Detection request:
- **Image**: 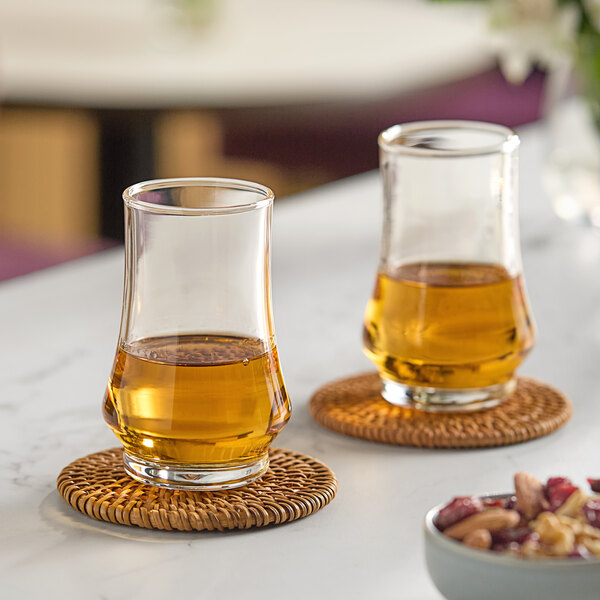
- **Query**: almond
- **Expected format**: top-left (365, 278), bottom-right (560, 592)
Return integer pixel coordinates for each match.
top-left (514, 471), bottom-right (547, 519)
top-left (463, 528), bottom-right (492, 550)
top-left (444, 509), bottom-right (521, 540)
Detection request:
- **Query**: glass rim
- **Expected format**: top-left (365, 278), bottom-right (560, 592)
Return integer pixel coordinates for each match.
top-left (378, 120), bottom-right (519, 158)
top-left (123, 177), bottom-right (275, 215)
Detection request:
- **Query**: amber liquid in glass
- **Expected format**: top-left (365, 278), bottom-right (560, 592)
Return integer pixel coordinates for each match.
top-left (363, 263), bottom-right (535, 389)
top-left (103, 334), bottom-right (291, 465)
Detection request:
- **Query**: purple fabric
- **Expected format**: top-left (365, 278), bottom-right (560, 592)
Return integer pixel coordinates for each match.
top-left (222, 66), bottom-right (546, 179)
top-left (378, 67), bottom-right (545, 127)
top-left (0, 236), bottom-right (119, 282)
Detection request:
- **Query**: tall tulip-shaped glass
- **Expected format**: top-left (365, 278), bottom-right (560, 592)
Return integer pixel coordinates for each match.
top-left (363, 122), bottom-right (536, 412)
top-left (103, 178), bottom-right (291, 490)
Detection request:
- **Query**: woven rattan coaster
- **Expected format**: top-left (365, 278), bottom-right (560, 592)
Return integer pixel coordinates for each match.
top-left (309, 373), bottom-right (572, 449)
top-left (57, 447), bottom-right (337, 532)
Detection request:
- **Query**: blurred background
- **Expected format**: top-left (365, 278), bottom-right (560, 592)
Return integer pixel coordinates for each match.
top-left (0, 0), bottom-right (548, 281)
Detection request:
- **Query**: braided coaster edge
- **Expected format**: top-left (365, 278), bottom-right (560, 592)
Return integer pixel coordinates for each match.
top-left (57, 447), bottom-right (337, 532)
top-left (309, 373), bottom-right (572, 449)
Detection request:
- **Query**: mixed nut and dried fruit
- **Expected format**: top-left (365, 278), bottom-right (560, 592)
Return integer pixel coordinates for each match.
top-left (436, 473), bottom-right (600, 559)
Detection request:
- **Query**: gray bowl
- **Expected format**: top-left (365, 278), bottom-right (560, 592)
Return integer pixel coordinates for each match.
top-left (424, 496), bottom-right (600, 600)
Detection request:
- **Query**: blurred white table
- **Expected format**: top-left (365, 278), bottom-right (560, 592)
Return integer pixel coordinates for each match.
top-left (2, 122), bottom-right (600, 599)
top-left (0, 0), bottom-right (491, 107)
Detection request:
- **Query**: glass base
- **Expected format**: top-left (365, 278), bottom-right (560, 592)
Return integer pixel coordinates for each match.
top-left (123, 451), bottom-right (269, 491)
top-left (381, 378), bottom-right (516, 413)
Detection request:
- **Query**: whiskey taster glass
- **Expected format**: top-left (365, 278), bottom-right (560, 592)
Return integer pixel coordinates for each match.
top-left (103, 178), bottom-right (291, 490)
top-left (363, 122), bottom-right (536, 412)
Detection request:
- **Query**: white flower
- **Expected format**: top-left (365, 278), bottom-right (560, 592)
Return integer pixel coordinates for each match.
top-left (488, 0), bottom-right (581, 84)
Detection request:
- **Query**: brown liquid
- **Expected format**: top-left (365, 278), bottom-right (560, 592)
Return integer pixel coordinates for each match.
top-left (103, 334), bottom-right (291, 465)
top-left (363, 263), bottom-right (535, 389)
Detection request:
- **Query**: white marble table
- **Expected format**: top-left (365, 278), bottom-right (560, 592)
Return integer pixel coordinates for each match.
top-left (2, 123), bottom-right (600, 599)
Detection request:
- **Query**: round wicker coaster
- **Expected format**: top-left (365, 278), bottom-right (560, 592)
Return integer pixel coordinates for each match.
top-left (309, 373), bottom-right (572, 449)
top-left (57, 447), bottom-right (337, 532)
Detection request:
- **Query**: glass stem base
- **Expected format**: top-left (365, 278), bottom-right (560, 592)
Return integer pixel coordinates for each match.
top-left (381, 378), bottom-right (516, 413)
top-left (123, 451), bottom-right (269, 491)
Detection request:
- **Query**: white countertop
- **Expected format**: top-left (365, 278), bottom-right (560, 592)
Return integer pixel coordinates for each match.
top-left (2, 121), bottom-right (600, 599)
top-left (0, 0), bottom-right (492, 107)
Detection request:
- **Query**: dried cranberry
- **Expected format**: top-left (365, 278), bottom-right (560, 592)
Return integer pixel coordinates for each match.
top-left (482, 498), bottom-right (505, 509)
top-left (545, 476), bottom-right (572, 496)
top-left (436, 496), bottom-right (483, 531)
top-left (587, 478), bottom-right (600, 493)
top-left (547, 483), bottom-right (579, 511)
top-left (492, 527), bottom-right (533, 545)
top-left (490, 541), bottom-right (520, 554)
top-left (583, 499), bottom-right (600, 529)
top-left (503, 495), bottom-right (517, 510)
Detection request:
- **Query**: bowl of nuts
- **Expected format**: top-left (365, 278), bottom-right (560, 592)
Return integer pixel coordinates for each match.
top-left (424, 473), bottom-right (600, 600)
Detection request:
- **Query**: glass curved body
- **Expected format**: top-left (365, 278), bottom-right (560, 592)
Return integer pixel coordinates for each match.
top-left (363, 122), bottom-right (536, 412)
top-left (103, 178), bottom-right (291, 489)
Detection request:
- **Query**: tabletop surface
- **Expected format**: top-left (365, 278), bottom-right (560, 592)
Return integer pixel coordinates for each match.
top-left (0, 0), bottom-right (491, 107)
top-left (2, 122), bottom-right (600, 599)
